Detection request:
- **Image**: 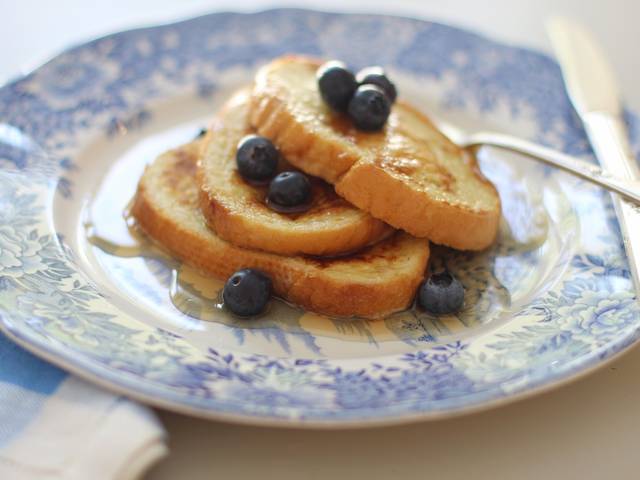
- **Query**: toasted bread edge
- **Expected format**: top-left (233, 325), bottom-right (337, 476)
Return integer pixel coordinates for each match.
top-left (251, 59), bottom-right (358, 184)
top-left (131, 145), bottom-right (430, 318)
top-left (249, 55), bottom-right (501, 250)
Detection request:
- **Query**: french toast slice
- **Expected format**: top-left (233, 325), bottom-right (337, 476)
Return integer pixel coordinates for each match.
top-left (131, 141), bottom-right (430, 319)
top-left (250, 56), bottom-right (501, 251)
top-left (198, 89), bottom-right (392, 256)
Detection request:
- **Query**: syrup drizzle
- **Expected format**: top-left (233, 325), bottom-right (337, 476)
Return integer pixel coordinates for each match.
top-left (84, 198), bottom-right (545, 344)
top-left (85, 210), bottom-right (421, 342)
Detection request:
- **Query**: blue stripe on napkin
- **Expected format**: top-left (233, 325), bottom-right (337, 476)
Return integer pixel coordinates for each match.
top-left (0, 333), bottom-right (67, 446)
top-left (0, 333), bottom-right (66, 394)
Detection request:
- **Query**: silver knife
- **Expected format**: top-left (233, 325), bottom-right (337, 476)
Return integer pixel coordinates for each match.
top-left (547, 17), bottom-right (640, 291)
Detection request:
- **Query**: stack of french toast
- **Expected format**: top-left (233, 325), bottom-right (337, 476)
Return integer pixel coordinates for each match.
top-left (131, 55), bottom-right (501, 319)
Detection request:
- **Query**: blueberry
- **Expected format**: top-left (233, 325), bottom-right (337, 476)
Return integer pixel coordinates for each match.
top-left (223, 269), bottom-right (273, 317)
top-left (356, 66), bottom-right (397, 103)
top-left (317, 61), bottom-right (357, 112)
top-left (417, 272), bottom-right (464, 315)
top-left (267, 171), bottom-right (311, 208)
top-left (347, 85), bottom-right (391, 131)
top-left (236, 135), bottom-right (279, 182)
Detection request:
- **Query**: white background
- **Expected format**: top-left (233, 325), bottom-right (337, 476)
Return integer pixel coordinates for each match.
top-left (3, 1), bottom-right (640, 479)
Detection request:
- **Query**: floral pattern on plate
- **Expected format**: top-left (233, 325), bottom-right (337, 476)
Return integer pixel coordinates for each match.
top-left (0, 9), bottom-right (639, 426)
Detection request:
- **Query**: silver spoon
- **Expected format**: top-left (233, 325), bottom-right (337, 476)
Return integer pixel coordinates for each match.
top-left (436, 120), bottom-right (640, 205)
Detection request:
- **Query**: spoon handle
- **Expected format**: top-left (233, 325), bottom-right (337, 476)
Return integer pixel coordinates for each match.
top-left (466, 132), bottom-right (640, 205)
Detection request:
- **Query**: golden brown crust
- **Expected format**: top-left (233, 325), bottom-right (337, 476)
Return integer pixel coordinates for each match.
top-left (250, 86), bottom-right (358, 183)
top-left (131, 142), bottom-right (430, 318)
top-left (335, 154), bottom-right (501, 250)
top-left (198, 187), bottom-right (393, 257)
top-left (198, 89), bottom-right (392, 256)
top-left (250, 55), bottom-right (501, 250)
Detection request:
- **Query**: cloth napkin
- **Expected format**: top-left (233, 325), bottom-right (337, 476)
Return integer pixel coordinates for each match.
top-left (0, 332), bottom-right (168, 480)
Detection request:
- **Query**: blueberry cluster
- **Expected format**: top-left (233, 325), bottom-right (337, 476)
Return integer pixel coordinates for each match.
top-left (228, 132), bottom-right (316, 317)
top-left (235, 134), bottom-right (312, 211)
top-left (317, 61), bottom-right (397, 131)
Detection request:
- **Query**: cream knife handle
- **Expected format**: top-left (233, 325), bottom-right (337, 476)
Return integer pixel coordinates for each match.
top-left (583, 112), bottom-right (640, 288)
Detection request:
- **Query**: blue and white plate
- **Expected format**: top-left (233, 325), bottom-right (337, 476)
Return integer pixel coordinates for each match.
top-left (1, 9), bottom-right (639, 427)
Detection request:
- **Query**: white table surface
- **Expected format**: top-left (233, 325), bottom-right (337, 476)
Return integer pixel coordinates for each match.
top-left (3, 1), bottom-right (640, 479)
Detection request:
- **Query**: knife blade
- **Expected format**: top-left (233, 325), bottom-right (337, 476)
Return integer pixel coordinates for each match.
top-left (547, 17), bottom-right (640, 291)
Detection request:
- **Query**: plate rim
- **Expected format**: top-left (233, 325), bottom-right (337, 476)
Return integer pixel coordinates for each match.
top-left (4, 315), bottom-right (638, 429)
top-left (1, 7), bottom-right (639, 428)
